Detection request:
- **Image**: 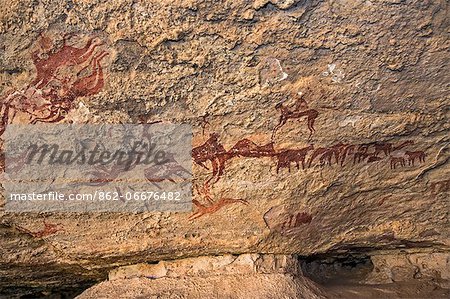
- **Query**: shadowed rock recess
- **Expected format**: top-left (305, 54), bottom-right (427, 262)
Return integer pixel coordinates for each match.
top-left (0, 0), bottom-right (449, 298)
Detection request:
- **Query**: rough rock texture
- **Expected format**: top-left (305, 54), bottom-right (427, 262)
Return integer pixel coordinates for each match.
top-left (0, 0), bottom-right (449, 297)
top-left (78, 254), bottom-right (327, 299)
top-left (365, 252), bottom-right (450, 287)
top-left (78, 253), bottom-right (450, 299)
top-left (301, 251), bottom-right (450, 298)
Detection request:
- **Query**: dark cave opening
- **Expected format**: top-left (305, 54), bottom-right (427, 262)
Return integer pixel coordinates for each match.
top-left (299, 253), bottom-right (374, 285)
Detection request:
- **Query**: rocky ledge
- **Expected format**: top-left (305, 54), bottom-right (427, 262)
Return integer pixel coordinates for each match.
top-left (0, 0), bottom-right (449, 297)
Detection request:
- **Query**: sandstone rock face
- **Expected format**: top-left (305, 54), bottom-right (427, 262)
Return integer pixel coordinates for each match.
top-left (0, 0), bottom-right (449, 297)
top-left (78, 253), bottom-right (450, 299)
top-left (78, 254), bottom-right (327, 299)
top-left (365, 252), bottom-right (450, 287)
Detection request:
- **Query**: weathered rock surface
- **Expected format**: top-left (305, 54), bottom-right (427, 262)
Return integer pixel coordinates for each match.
top-left (365, 251), bottom-right (450, 287)
top-left (78, 254), bottom-right (327, 299)
top-left (78, 253), bottom-right (450, 299)
top-left (0, 0), bottom-right (449, 296)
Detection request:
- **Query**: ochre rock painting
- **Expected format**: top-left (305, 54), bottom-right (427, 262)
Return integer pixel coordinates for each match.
top-left (0, 32), bottom-right (110, 136)
top-left (13, 220), bottom-right (64, 239)
top-left (263, 205), bottom-right (313, 235)
top-left (192, 135), bottom-right (277, 185)
top-left (191, 95), bottom-right (429, 221)
top-left (276, 145), bottom-right (314, 173)
top-left (189, 183), bottom-right (248, 220)
top-left (192, 133), bottom-right (426, 182)
top-left (0, 32), bottom-right (109, 177)
top-left (272, 95), bottom-right (319, 140)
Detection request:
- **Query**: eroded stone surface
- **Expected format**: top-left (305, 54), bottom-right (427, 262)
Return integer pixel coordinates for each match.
top-left (365, 252), bottom-right (450, 287)
top-left (79, 254), bottom-right (327, 299)
top-left (79, 253), bottom-right (450, 299)
top-left (0, 0), bottom-right (449, 294)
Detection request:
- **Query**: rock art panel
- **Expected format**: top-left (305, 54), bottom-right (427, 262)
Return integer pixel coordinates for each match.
top-left (0, 32), bottom-right (110, 137)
